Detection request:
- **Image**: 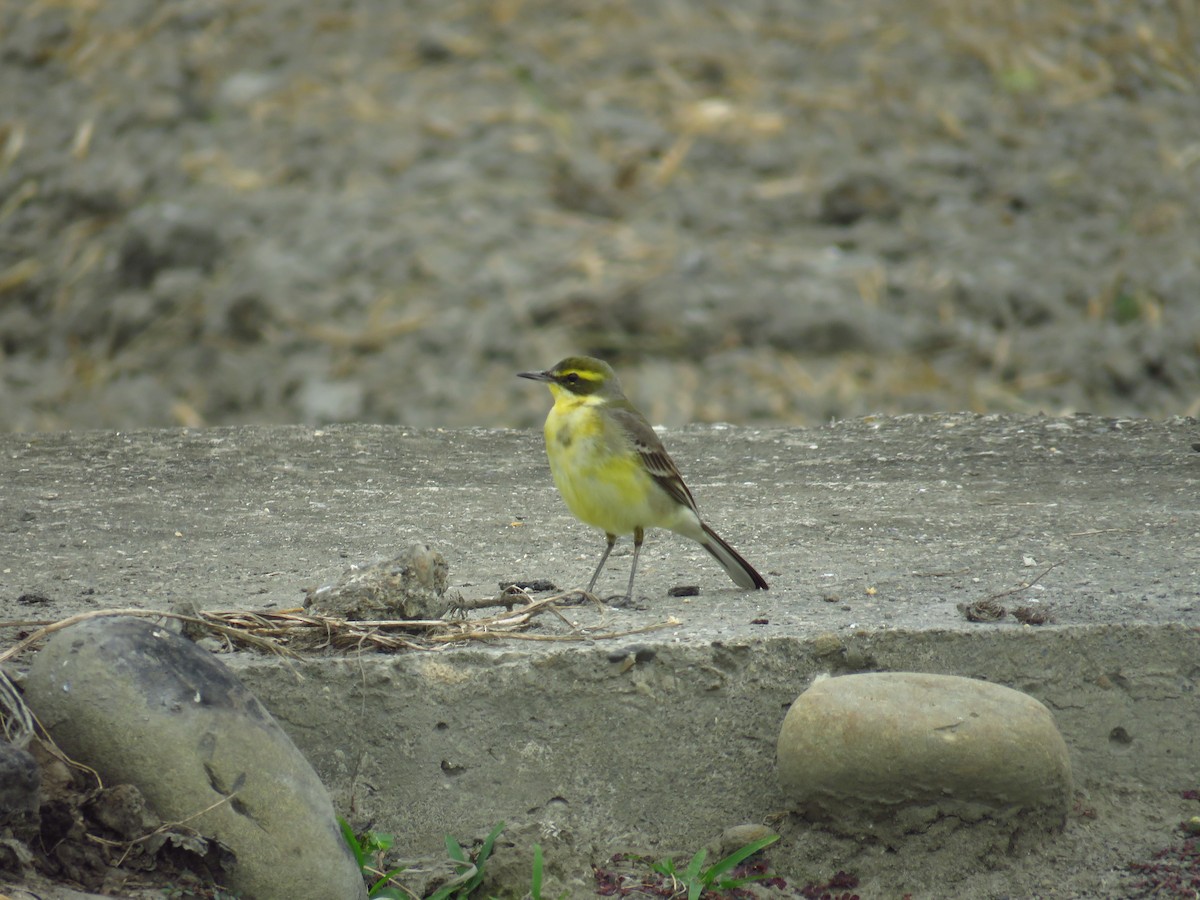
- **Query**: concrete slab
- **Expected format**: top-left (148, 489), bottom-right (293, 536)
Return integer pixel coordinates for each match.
top-left (2, 415), bottom-right (1198, 897)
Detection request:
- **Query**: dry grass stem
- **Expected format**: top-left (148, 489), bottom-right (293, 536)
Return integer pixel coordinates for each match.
top-left (0, 595), bottom-right (676, 661)
top-left (0, 668), bottom-right (34, 747)
top-left (979, 561), bottom-right (1060, 604)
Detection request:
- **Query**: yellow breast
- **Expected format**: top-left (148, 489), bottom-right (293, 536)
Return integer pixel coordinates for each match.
top-left (542, 393), bottom-right (673, 535)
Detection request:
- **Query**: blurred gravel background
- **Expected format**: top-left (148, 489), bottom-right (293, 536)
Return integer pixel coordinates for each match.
top-left (2, 0), bottom-right (1198, 432)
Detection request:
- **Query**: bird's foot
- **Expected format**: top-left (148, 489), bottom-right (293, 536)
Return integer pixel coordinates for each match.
top-left (605, 592), bottom-right (650, 610)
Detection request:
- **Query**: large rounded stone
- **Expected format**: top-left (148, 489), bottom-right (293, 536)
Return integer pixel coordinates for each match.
top-left (777, 672), bottom-right (1072, 834)
top-left (22, 617), bottom-right (366, 900)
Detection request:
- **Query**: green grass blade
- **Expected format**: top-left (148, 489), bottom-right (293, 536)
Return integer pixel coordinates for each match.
top-left (700, 834), bottom-right (779, 883)
top-left (368, 886), bottom-right (406, 900)
top-left (338, 816), bottom-right (367, 870)
top-left (531, 844), bottom-right (544, 900)
top-left (459, 821), bottom-right (505, 893)
top-left (684, 849), bottom-right (707, 900)
top-left (368, 866), bottom-right (407, 896)
top-left (445, 834), bottom-right (469, 865)
top-left (426, 834), bottom-right (476, 900)
top-left (649, 861), bottom-right (671, 877)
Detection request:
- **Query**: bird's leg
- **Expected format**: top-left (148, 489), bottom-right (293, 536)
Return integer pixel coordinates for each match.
top-left (587, 533), bottom-right (617, 593)
top-left (624, 526), bottom-right (645, 602)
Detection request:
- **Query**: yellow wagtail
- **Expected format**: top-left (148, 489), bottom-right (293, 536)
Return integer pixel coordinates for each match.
top-left (518, 356), bottom-right (769, 600)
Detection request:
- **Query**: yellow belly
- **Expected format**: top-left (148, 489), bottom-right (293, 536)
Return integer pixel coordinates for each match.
top-left (544, 402), bottom-right (676, 536)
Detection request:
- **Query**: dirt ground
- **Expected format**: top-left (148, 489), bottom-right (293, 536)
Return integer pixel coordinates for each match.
top-left (1, 0), bottom-right (1198, 435)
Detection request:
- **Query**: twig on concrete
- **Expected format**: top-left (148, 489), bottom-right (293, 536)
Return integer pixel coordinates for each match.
top-left (958, 562), bottom-right (1059, 624)
top-left (0, 608), bottom-right (291, 664)
top-left (979, 561), bottom-right (1059, 603)
top-left (1, 593), bottom-right (679, 661)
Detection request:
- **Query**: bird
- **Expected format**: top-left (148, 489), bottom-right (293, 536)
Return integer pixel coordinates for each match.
top-left (518, 355), bottom-right (769, 601)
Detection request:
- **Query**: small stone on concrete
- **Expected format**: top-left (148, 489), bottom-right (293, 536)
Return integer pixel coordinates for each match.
top-left (305, 542), bottom-right (450, 620)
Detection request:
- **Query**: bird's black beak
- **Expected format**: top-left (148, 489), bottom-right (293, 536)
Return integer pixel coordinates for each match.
top-left (517, 369), bottom-right (554, 383)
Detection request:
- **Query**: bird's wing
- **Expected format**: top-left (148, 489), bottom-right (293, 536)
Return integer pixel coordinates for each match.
top-left (608, 405), bottom-right (699, 513)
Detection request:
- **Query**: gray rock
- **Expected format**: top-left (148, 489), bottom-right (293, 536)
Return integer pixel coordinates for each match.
top-left (305, 543), bottom-right (450, 620)
top-left (777, 672), bottom-right (1072, 836)
top-left (22, 617), bottom-right (366, 900)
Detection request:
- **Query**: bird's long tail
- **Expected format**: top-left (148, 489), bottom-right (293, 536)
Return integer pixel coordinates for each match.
top-left (699, 522), bottom-right (769, 590)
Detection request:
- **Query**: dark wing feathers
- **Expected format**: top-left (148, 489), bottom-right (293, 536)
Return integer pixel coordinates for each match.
top-left (607, 405), bottom-right (698, 512)
top-left (606, 400), bottom-right (768, 590)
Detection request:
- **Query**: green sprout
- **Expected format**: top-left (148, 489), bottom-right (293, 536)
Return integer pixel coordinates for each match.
top-left (427, 821), bottom-right (506, 900)
top-left (338, 816), bottom-right (408, 899)
top-left (648, 833), bottom-right (780, 899)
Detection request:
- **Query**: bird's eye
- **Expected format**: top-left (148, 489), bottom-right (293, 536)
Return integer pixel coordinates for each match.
top-left (564, 372), bottom-right (580, 384)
